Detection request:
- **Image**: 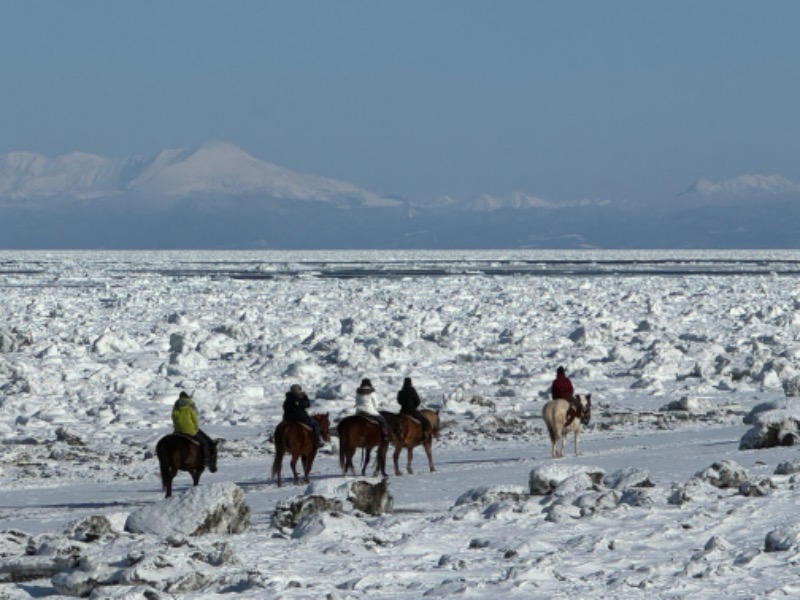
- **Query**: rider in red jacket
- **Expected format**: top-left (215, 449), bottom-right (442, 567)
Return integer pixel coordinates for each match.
top-left (550, 366), bottom-right (574, 400)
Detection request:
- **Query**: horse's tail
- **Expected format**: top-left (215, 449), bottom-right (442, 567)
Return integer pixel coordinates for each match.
top-left (271, 423), bottom-right (286, 480)
top-left (156, 437), bottom-right (171, 493)
top-left (542, 402), bottom-right (558, 444)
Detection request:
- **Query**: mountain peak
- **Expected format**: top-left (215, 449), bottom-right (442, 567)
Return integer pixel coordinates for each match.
top-left (0, 142), bottom-right (399, 206)
top-left (683, 174), bottom-right (800, 198)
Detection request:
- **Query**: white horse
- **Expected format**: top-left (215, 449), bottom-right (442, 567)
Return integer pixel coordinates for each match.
top-left (542, 394), bottom-right (592, 458)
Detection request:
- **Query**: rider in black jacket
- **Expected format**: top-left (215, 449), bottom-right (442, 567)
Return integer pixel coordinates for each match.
top-left (396, 377), bottom-right (430, 438)
top-left (283, 384), bottom-right (324, 448)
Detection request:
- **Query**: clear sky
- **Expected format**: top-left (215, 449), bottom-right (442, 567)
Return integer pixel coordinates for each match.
top-left (2, 1), bottom-right (799, 205)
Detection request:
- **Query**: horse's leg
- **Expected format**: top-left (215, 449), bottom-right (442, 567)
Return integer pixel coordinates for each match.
top-left (160, 452), bottom-right (176, 498)
top-left (273, 452), bottom-right (283, 487)
top-left (362, 448), bottom-right (372, 476)
top-left (393, 445), bottom-right (403, 476)
top-left (406, 447), bottom-right (414, 475)
top-left (424, 440), bottom-right (435, 472)
top-left (191, 468), bottom-right (202, 486)
top-left (370, 444), bottom-right (382, 477)
top-left (164, 467), bottom-right (174, 498)
top-left (303, 450), bottom-right (316, 483)
top-left (377, 441), bottom-right (389, 477)
top-left (290, 454), bottom-right (300, 484)
top-left (574, 428), bottom-right (580, 456)
top-left (304, 450), bottom-right (317, 484)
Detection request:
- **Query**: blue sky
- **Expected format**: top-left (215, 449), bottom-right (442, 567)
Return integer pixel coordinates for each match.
top-left (2, 1), bottom-right (799, 205)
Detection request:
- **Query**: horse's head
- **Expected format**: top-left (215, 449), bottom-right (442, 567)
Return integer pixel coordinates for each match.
top-left (208, 439), bottom-right (220, 473)
top-left (423, 408), bottom-right (441, 438)
top-left (314, 413), bottom-right (332, 442)
top-left (577, 394), bottom-right (592, 425)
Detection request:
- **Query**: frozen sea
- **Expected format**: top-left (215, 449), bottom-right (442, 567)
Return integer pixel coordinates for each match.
top-left (1, 249), bottom-right (800, 599)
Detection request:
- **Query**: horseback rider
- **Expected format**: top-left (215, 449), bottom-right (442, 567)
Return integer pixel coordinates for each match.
top-left (397, 377), bottom-right (430, 438)
top-left (172, 391), bottom-right (213, 467)
top-left (551, 366), bottom-right (575, 400)
top-left (283, 384), bottom-right (325, 448)
top-left (355, 378), bottom-right (389, 441)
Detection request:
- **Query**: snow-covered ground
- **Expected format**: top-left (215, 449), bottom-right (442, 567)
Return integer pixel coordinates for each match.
top-left (2, 250), bottom-right (800, 599)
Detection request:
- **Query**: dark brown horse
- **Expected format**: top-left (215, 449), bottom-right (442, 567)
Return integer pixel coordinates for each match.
top-left (271, 413), bottom-right (331, 487)
top-left (381, 409), bottom-right (440, 476)
top-left (156, 434), bottom-right (219, 498)
top-left (337, 414), bottom-right (389, 478)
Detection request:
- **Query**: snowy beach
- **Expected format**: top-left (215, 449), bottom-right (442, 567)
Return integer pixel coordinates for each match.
top-left (2, 250), bottom-right (800, 599)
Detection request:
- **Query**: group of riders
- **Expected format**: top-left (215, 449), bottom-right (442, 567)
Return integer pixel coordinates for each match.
top-left (170, 376), bottom-right (434, 466)
top-left (171, 368), bottom-right (574, 467)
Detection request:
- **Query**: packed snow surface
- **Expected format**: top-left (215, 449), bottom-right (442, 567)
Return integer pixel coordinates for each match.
top-left (2, 249), bottom-right (800, 599)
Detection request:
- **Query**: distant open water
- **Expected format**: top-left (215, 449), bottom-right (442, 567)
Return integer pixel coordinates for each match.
top-left (2, 249), bottom-right (800, 282)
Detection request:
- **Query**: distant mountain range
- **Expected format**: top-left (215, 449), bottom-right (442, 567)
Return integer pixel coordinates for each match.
top-left (1, 142), bottom-right (799, 249)
top-left (0, 141), bottom-right (396, 207)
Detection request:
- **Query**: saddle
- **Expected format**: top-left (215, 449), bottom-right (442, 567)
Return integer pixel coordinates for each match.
top-left (403, 414), bottom-right (423, 426)
top-left (173, 433), bottom-right (200, 445)
top-left (357, 413), bottom-right (383, 427)
top-left (292, 421), bottom-right (314, 432)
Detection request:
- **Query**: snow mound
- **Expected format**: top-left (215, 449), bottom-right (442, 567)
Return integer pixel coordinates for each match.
top-left (739, 407), bottom-right (800, 449)
top-left (529, 464), bottom-right (605, 495)
top-left (603, 467), bottom-right (655, 490)
top-left (125, 482), bottom-right (250, 536)
top-left (695, 460), bottom-right (748, 488)
top-left (291, 511), bottom-right (374, 541)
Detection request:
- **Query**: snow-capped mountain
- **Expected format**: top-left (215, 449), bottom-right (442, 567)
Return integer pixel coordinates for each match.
top-left (681, 174), bottom-right (800, 198)
top-left (2, 144), bottom-right (800, 249)
top-left (0, 141), bottom-right (398, 206)
top-left (464, 192), bottom-right (555, 211)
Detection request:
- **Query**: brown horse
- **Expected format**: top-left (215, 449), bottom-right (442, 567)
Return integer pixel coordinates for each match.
top-left (271, 413), bottom-right (331, 487)
top-left (381, 409), bottom-right (440, 476)
top-left (156, 434), bottom-right (219, 498)
top-left (337, 414), bottom-right (389, 477)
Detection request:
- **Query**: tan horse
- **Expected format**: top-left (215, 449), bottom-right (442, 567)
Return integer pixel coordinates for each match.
top-left (337, 414), bottom-right (389, 477)
top-left (156, 434), bottom-right (219, 498)
top-left (381, 409), bottom-right (440, 476)
top-left (542, 394), bottom-right (592, 458)
top-left (271, 414), bottom-right (330, 486)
